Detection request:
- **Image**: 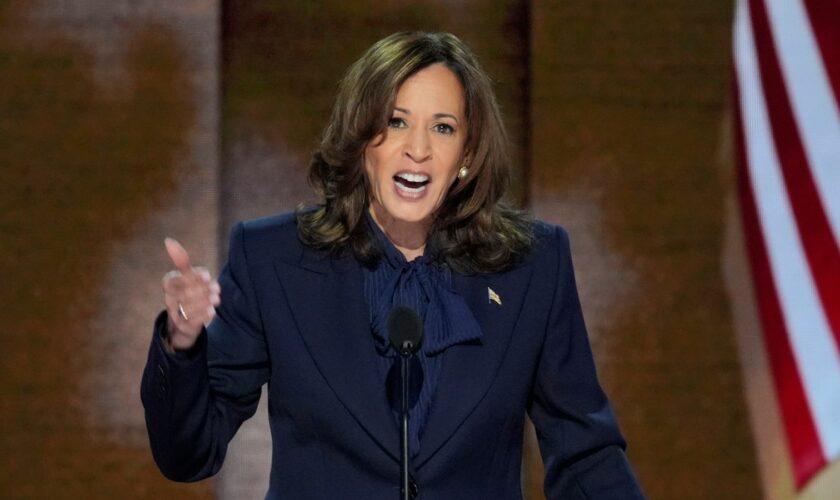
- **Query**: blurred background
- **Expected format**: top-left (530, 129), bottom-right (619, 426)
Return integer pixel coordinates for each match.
top-left (2, 0), bottom-right (838, 498)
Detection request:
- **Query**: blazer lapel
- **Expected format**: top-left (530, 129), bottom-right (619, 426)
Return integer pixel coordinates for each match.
top-left (415, 263), bottom-right (533, 468)
top-left (273, 253), bottom-right (400, 462)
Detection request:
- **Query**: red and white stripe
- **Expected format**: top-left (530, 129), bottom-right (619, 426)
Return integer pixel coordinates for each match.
top-left (733, 0), bottom-right (840, 488)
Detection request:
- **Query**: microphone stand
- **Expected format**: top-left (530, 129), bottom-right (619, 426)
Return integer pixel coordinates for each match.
top-left (399, 341), bottom-right (412, 500)
top-left (388, 306), bottom-right (422, 500)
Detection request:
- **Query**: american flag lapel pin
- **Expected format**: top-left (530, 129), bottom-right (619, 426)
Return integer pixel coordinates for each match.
top-left (488, 287), bottom-right (502, 306)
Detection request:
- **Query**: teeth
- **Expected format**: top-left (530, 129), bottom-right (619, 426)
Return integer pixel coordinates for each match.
top-left (396, 172), bottom-right (429, 183)
top-left (396, 183), bottom-right (427, 193)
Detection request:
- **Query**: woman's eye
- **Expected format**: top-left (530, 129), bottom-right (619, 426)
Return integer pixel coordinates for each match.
top-left (434, 123), bottom-right (455, 135)
top-left (388, 117), bottom-right (406, 129)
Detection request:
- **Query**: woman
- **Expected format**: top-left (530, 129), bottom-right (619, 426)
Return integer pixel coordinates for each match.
top-left (142, 31), bottom-right (644, 499)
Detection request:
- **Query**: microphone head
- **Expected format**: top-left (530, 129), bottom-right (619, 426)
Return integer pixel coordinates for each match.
top-left (387, 305), bottom-right (423, 357)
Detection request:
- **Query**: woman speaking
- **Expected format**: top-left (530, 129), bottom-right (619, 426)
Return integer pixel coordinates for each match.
top-left (141, 31), bottom-right (644, 499)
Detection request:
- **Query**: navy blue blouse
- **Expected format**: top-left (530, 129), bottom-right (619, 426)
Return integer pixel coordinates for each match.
top-left (362, 214), bottom-right (483, 457)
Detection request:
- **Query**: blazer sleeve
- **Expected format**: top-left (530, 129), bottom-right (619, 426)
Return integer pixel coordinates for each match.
top-left (527, 226), bottom-right (645, 499)
top-left (141, 221), bottom-right (270, 482)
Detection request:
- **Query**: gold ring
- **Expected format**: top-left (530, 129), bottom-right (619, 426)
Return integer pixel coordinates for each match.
top-left (178, 303), bottom-right (189, 321)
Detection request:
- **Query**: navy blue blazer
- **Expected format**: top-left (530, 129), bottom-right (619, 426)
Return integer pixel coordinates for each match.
top-left (141, 213), bottom-right (644, 499)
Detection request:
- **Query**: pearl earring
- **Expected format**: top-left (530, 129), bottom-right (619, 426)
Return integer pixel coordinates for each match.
top-left (458, 165), bottom-right (469, 180)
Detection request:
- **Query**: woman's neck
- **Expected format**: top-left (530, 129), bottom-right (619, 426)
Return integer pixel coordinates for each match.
top-left (368, 203), bottom-right (429, 262)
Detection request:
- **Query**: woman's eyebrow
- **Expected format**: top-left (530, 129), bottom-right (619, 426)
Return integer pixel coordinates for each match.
top-left (393, 107), bottom-right (459, 123)
top-left (434, 113), bottom-right (459, 123)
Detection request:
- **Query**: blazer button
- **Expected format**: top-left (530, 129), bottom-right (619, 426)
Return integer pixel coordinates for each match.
top-left (408, 478), bottom-right (419, 499)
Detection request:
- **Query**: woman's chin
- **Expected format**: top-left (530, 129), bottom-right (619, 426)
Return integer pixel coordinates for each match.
top-left (379, 202), bottom-right (433, 226)
top-left (390, 210), bottom-right (431, 225)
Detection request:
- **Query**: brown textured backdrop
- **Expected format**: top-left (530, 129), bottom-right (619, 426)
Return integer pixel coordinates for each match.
top-left (0, 0), bottom-right (215, 497)
top-left (529, 2), bottom-right (759, 498)
top-left (0, 0), bottom-right (762, 498)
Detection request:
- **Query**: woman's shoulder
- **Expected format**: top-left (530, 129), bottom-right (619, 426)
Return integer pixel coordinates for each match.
top-left (239, 211), bottom-right (299, 235)
top-left (230, 211), bottom-right (305, 264)
top-left (521, 218), bottom-right (573, 267)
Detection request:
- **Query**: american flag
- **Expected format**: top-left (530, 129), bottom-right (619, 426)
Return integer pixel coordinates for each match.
top-left (733, 0), bottom-right (840, 489)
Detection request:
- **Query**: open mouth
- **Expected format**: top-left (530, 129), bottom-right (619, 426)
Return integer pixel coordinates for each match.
top-left (393, 172), bottom-right (430, 193)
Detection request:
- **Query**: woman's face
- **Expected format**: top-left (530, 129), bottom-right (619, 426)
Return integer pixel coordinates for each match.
top-left (364, 63), bottom-right (467, 227)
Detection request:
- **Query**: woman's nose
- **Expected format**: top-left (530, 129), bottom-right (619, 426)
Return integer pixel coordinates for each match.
top-left (404, 128), bottom-right (431, 163)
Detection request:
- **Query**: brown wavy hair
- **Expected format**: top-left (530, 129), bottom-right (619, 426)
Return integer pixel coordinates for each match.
top-left (297, 31), bottom-right (533, 274)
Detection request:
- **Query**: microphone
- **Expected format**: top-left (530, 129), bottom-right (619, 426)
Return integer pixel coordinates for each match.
top-left (387, 306), bottom-right (423, 500)
top-left (388, 305), bottom-right (424, 357)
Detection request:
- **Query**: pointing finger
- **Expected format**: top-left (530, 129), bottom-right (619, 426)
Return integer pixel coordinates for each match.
top-left (164, 238), bottom-right (193, 275)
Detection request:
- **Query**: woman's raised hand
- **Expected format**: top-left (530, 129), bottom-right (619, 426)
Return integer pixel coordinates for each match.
top-left (161, 238), bottom-right (221, 351)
